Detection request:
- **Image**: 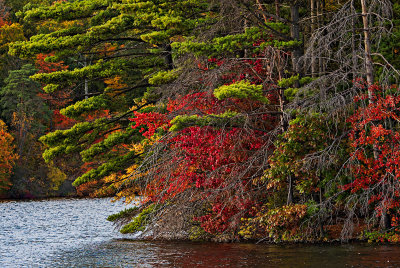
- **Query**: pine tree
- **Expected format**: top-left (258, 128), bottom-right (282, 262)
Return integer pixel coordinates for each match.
top-left (9, 0), bottom-right (213, 191)
top-left (0, 64), bottom-right (51, 132)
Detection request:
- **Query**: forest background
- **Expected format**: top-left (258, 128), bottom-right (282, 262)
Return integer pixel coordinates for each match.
top-left (1, 0), bottom-right (400, 243)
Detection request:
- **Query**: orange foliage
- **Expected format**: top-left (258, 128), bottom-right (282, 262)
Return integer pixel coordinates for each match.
top-left (0, 17), bottom-right (9, 28)
top-left (35, 53), bottom-right (71, 107)
top-left (0, 120), bottom-right (18, 193)
top-left (104, 76), bottom-right (127, 89)
top-left (35, 53), bottom-right (74, 129)
top-left (35, 53), bottom-right (68, 74)
top-left (76, 180), bottom-right (99, 197)
top-left (52, 109), bottom-right (76, 129)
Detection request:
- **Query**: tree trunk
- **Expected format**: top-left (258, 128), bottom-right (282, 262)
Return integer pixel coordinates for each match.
top-left (319, 186), bottom-right (325, 237)
top-left (351, 3), bottom-right (358, 79)
top-left (361, 0), bottom-right (374, 93)
top-left (278, 83), bottom-right (287, 133)
top-left (164, 44), bottom-right (174, 70)
top-left (290, 4), bottom-right (301, 77)
top-left (361, 0), bottom-right (378, 160)
top-left (287, 174), bottom-right (294, 205)
top-left (84, 79), bottom-right (88, 100)
top-left (275, 0), bottom-right (280, 20)
top-left (382, 208), bottom-right (392, 230)
top-left (311, 0), bottom-right (317, 77)
top-left (256, 0), bottom-right (268, 24)
top-left (285, 4), bottom-right (303, 202)
top-left (83, 56), bottom-right (89, 99)
top-left (361, 0), bottom-right (390, 229)
top-left (318, 0), bottom-right (325, 76)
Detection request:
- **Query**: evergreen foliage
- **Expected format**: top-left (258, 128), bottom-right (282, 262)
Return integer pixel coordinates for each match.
top-left (0, 64), bottom-right (51, 131)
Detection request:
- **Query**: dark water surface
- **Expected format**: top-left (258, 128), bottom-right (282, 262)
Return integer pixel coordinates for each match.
top-left (2, 198), bottom-right (400, 267)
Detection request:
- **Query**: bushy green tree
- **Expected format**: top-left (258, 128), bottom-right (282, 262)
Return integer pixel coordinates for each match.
top-left (0, 64), bottom-right (51, 131)
top-left (9, 0), bottom-right (213, 192)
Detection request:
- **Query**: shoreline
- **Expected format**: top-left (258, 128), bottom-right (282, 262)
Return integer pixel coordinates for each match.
top-left (111, 236), bottom-right (398, 245)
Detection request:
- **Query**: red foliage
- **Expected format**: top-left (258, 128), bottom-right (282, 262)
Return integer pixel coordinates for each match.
top-left (52, 109), bottom-right (76, 129)
top-left (35, 53), bottom-right (70, 108)
top-left (167, 92), bottom-right (223, 115)
top-left (130, 111), bottom-right (169, 139)
top-left (346, 84), bottom-right (400, 216)
top-left (35, 53), bottom-right (68, 74)
top-left (0, 18), bottom-right (9, 28)
top-left (35, 53), bottom-right (74, 129)
top-left (132, 97), bottom-right (274, 234)
top-left (130, 54), bottom-right (281, 234)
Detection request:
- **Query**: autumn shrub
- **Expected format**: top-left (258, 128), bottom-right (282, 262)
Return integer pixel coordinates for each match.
top-left (345, 84), bottom-right (400, 227)
top-left (0, 120), bottom-right (18, 195)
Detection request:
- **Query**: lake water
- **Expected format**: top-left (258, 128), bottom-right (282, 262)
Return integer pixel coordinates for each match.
top-left (1, 198), bottom-right (400, 267)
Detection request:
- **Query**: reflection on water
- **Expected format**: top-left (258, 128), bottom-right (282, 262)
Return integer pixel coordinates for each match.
top-left (50, 240), bottom-right (400, 267)
top-left (1, 198), bottom-right (400, 267)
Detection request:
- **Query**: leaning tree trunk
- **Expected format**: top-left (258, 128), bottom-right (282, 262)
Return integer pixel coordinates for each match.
top-left (361, 0), bottom-right (391, 230)
top-left (287, 175), bottom-right (294, 205)
top-left (256, 0), bottom-right (269, 23)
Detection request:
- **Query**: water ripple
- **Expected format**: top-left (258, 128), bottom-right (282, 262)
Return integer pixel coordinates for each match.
top-left (0, 198), bottom-right (128, 267)
top-left (2, 198), bottom-right (400, 267)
